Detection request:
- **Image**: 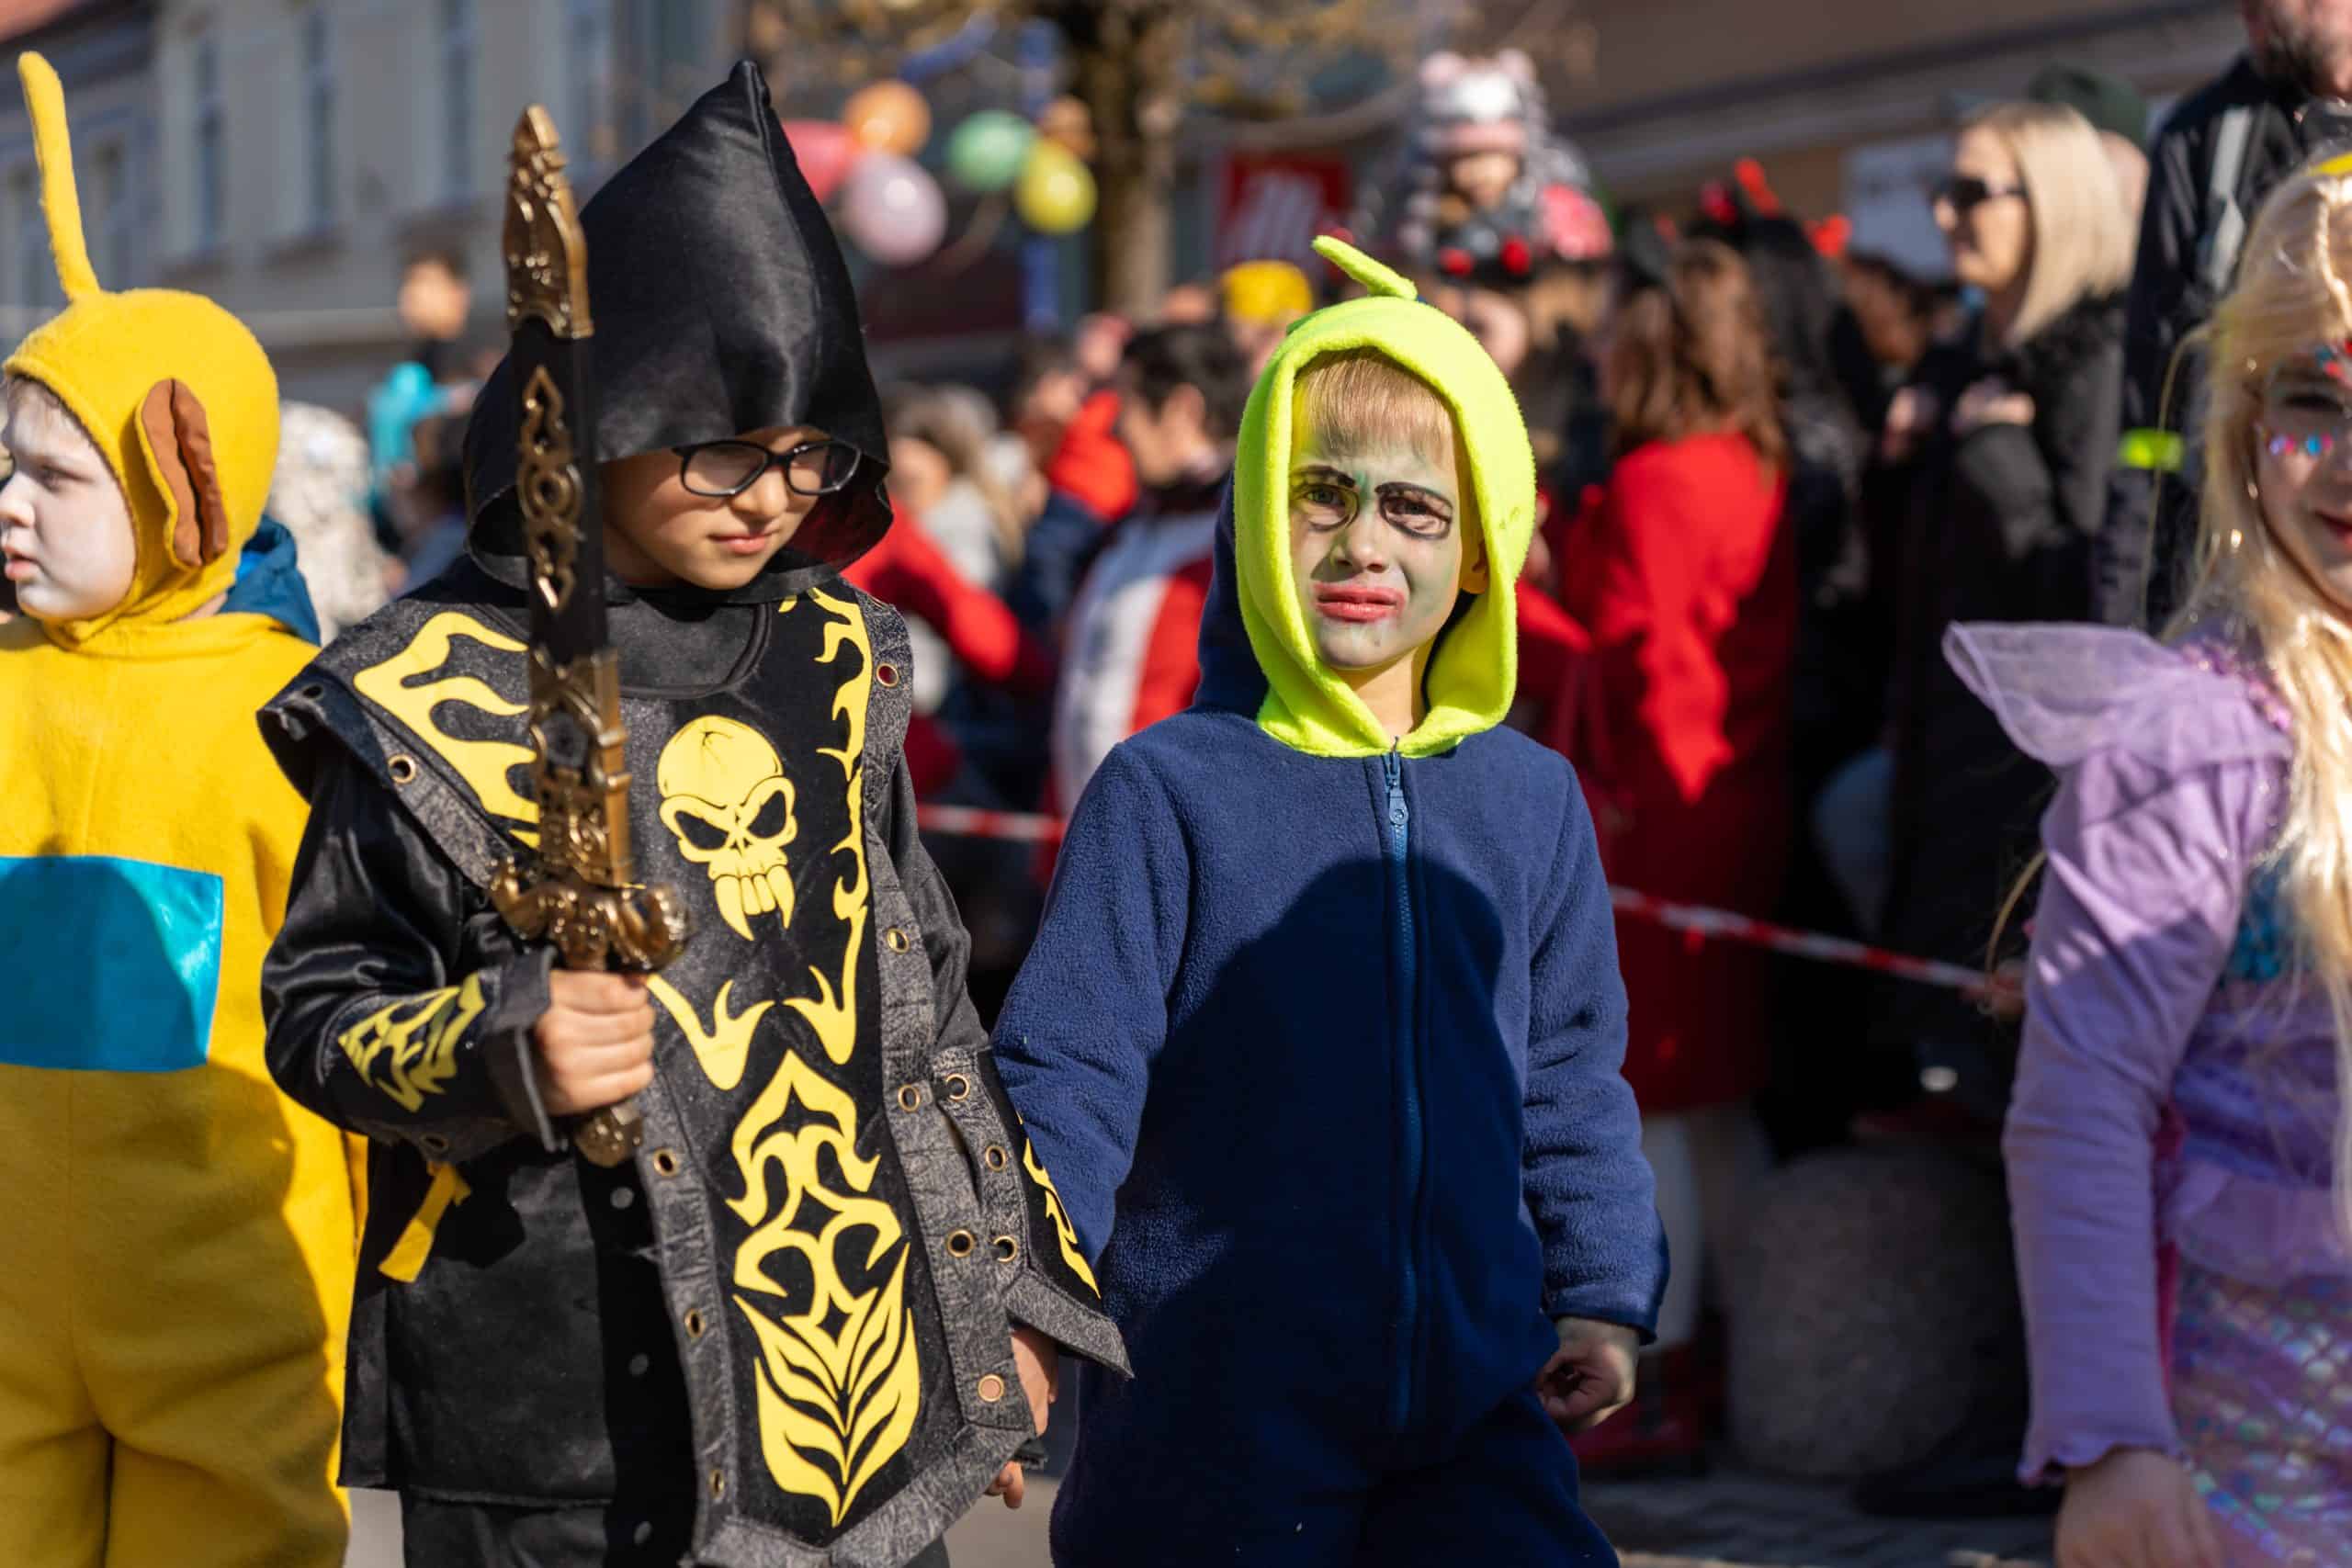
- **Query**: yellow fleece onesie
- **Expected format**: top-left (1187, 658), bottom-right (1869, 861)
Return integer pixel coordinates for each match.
top-left (0, 53), bottom-right (355, 1568)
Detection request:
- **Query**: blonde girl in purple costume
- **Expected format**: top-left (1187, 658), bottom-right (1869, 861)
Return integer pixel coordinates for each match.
top-left (1947, 155), bottom-right (2352, 1567)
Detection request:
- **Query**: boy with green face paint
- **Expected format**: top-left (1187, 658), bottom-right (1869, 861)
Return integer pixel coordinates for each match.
top-left (995, 240), bottom-right (1662, 1564)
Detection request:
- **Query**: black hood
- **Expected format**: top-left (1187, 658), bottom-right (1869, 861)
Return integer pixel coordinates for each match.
top-left (463, 61), bottom-right (891, 601)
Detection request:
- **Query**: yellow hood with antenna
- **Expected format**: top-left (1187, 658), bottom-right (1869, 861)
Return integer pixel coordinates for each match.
top-left (1227, 238), bottom-right (1537, 759)
top-left (5, 52), bottom-right (279, 647)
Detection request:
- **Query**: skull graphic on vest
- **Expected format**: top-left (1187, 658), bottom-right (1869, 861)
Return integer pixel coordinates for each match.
top-left (657, 716), bottom-right (798, 941)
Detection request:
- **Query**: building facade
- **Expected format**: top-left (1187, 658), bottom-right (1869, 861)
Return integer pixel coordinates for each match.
top-left (1551, 0), bottom-right (2245, 272)
top-left (0, 1), bottom-right (2275, 401)
top-left (0, 1), bottom-right (156, 345)
top-left (0, 0), bottom-right (734, 409)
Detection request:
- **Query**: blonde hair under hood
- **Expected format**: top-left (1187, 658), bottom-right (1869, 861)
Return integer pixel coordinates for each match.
top-left (2188, 153), bottom-right (2352, 1242)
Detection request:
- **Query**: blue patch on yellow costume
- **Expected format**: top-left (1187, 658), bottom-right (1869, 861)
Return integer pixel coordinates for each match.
top-left (0, 854), bottom-right (221, 1071)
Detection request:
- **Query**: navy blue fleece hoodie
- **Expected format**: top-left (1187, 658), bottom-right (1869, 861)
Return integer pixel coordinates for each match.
top-left (993, 241), bottom-right (1663, 1562)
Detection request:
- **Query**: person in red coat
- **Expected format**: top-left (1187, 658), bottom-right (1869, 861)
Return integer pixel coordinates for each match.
top-left (842, 499), bottom-right (1053, 795)
top-left (1559, 232), bottom-right (1793, 1461)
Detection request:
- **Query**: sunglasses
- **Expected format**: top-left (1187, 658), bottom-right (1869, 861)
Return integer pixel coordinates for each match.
top-left (673, 437), bottom-right (861, 500)
top-left (1930, 175), bottom-right (2027, 215)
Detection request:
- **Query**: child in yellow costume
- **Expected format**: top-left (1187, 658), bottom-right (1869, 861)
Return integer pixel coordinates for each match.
top-left (0, 53), bottom-right (356, 1568)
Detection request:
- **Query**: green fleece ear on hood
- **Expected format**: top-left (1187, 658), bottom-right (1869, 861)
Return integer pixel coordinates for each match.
top-left (1230, 237), bottom-right (1537, 760)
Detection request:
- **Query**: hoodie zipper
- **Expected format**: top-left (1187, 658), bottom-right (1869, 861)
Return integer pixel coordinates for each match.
top-left (1382, 742), bottom-right (1422, 1433)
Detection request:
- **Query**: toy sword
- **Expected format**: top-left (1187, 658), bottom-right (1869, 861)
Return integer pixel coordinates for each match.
top-left (487, 106), bottom-right (688, 1168)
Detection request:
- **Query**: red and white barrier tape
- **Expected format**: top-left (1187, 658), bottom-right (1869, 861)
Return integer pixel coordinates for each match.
top-left (1603, 887), bottom-right (1984, 993)
top-left (914, 804), bottom-right (1988, 993)
top-left (918, 803), bottom-right (1069, 845)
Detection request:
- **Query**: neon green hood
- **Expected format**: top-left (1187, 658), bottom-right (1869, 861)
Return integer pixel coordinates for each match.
top-left (1227, 238), bottom-right (1536, 759)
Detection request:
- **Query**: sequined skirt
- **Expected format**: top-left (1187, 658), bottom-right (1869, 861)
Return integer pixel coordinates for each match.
top-left (2173, 1262), bottom-right (2352, 1563)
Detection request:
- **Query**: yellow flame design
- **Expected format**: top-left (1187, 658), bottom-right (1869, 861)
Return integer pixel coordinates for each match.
top-left (649, 976), bottom-right (773, 1093)
top-left (780, 587), bottom-right (872, 1068)
top-left (728, 588), bottom-right (917, 1525)
top-left (353, 612), bottom-right (540, 844)
top-left (1021, 1135), bottom-right (1101, 1294)
top-left (336, 974), bottom-right (488, 1111)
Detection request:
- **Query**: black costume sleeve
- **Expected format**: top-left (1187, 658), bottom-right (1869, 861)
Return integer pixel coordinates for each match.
top-left (263, 751), bottom-right (560, 1162)
top-left (878, 753), bottom-right (1130, 1372)
top-left (2097, 115), bottom-right (2206, 627)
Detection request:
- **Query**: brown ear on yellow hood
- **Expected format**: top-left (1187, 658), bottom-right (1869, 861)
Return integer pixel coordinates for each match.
top-left (139, 378), bottom-right (230, 569)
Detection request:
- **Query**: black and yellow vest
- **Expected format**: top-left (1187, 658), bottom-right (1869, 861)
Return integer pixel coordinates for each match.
top-left (278, 566), bottom-right (1121, 1566)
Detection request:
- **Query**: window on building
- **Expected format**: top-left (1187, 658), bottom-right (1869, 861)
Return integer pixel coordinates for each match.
top-left (13, 167), bottom-right (46, 310)
top-left (439, 0), bottom-right (476, 199)
top-left (567, 0), bottom-right (615, 163)
top-left (194, 31), bottom-right (224, 252)
top-left (620, 0), bottom-right (704, 148)
top-left (299, 4), bottom-right (335, 229)
top-left (91, 142), bottom-right (131, 285)
top-left (652, 0), bottom-right (705, 118)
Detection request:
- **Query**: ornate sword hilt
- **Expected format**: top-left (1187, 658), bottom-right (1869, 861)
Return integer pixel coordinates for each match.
top-left (491, 648), bottom-right (689, 1167)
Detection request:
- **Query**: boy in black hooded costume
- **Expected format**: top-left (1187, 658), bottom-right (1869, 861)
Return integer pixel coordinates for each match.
top-left (256, 65), bottom-right (1125, 1568)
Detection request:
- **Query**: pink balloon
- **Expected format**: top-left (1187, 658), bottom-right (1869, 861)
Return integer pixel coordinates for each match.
top-left (781, 118), bottom-right (857, 204)
top-left (838, 152), bottom-right (947, 267)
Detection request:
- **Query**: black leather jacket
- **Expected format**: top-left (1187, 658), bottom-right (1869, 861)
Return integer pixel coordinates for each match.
top-left (2096, 54), bottom-right (2352, 626)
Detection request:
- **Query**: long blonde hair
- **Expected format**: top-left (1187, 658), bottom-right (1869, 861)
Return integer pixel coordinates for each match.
top-left (2182, 159), bottom-right (2352, 1240)
top-left (1963, 102), bottom-right (2136, 349)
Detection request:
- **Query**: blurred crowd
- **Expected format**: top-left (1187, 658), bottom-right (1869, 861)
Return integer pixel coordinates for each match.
top-left (10, 4), bottom-right (2338, 1523)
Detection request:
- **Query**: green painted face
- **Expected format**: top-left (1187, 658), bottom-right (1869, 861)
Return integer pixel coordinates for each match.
top-left (1285, 427), bottom-right (1482, 676)
top-left (1228, 237), bottom-right (1534, 760)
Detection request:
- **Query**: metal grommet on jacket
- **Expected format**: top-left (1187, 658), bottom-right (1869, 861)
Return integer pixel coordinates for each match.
top-left (945, 1230), bottom-right (976, 1258)
top-left (883, 926), bottom-right (911, 953)
top-left (983, 1144), bottom-right (1008, 1171)
top-left (387, 754), bottom-right (418, 785)
top-left (942, 1072), bottom-right (970, 1103)
top-left (896, 1083), bottom-right (923, 1111)
top-left (650, 1147), bottom-right (681, 1177)
top-left (993, 1235), bottom-right (1018, 1264)
top-left (977, 1374), bottom-right (1005, 1404)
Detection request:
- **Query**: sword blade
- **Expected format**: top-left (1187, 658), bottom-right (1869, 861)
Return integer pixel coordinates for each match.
top-left (491, 106), bottom-right (688, 1167)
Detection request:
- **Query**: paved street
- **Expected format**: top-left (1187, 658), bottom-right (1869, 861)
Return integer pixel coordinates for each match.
top-left (1584, 1468), bottom-right (2052, 1568)
top-left (345, 1457), bottom-right (2057, 1567)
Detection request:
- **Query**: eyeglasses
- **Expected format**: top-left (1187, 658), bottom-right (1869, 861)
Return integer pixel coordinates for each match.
top-left (1291, 473), bottom-right (1456, 540)
top-left (1930, 175), bottom-right (2027, 215)
top-left (674, 437), bottom-right (860, 500)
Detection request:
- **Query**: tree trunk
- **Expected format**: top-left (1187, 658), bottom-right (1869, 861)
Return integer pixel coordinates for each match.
top-left (1055, 2), bottom-right (1184, 318)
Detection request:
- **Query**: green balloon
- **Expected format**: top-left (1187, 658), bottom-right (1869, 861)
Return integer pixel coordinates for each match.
top-left (946, 111), bottom-right (1035, 195)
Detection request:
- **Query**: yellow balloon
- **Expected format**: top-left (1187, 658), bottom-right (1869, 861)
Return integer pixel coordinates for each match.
top-left (843, 80), bottom-right (931, 157)
top-left (1016, 142), bottom-right (1096, 235)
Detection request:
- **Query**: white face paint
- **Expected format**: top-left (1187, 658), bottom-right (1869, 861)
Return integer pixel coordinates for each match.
top-left (0, 385), bottom-right (135, 624)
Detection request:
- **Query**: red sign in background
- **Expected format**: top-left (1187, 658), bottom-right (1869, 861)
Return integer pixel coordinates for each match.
top-left (1217, 153), bottom-right (1354, 269)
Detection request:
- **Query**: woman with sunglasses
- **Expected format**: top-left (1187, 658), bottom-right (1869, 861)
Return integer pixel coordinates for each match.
top-left (1857, 103), bottom-right (2136, 1130)
top-left (1806, 104), bottom-right (2137, 1517)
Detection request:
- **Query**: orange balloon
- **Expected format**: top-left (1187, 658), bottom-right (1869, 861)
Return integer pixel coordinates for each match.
top-left (843, 80), bottom-right (932, 158)
top-left (1037, 96), bottom-right (1095, 161)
